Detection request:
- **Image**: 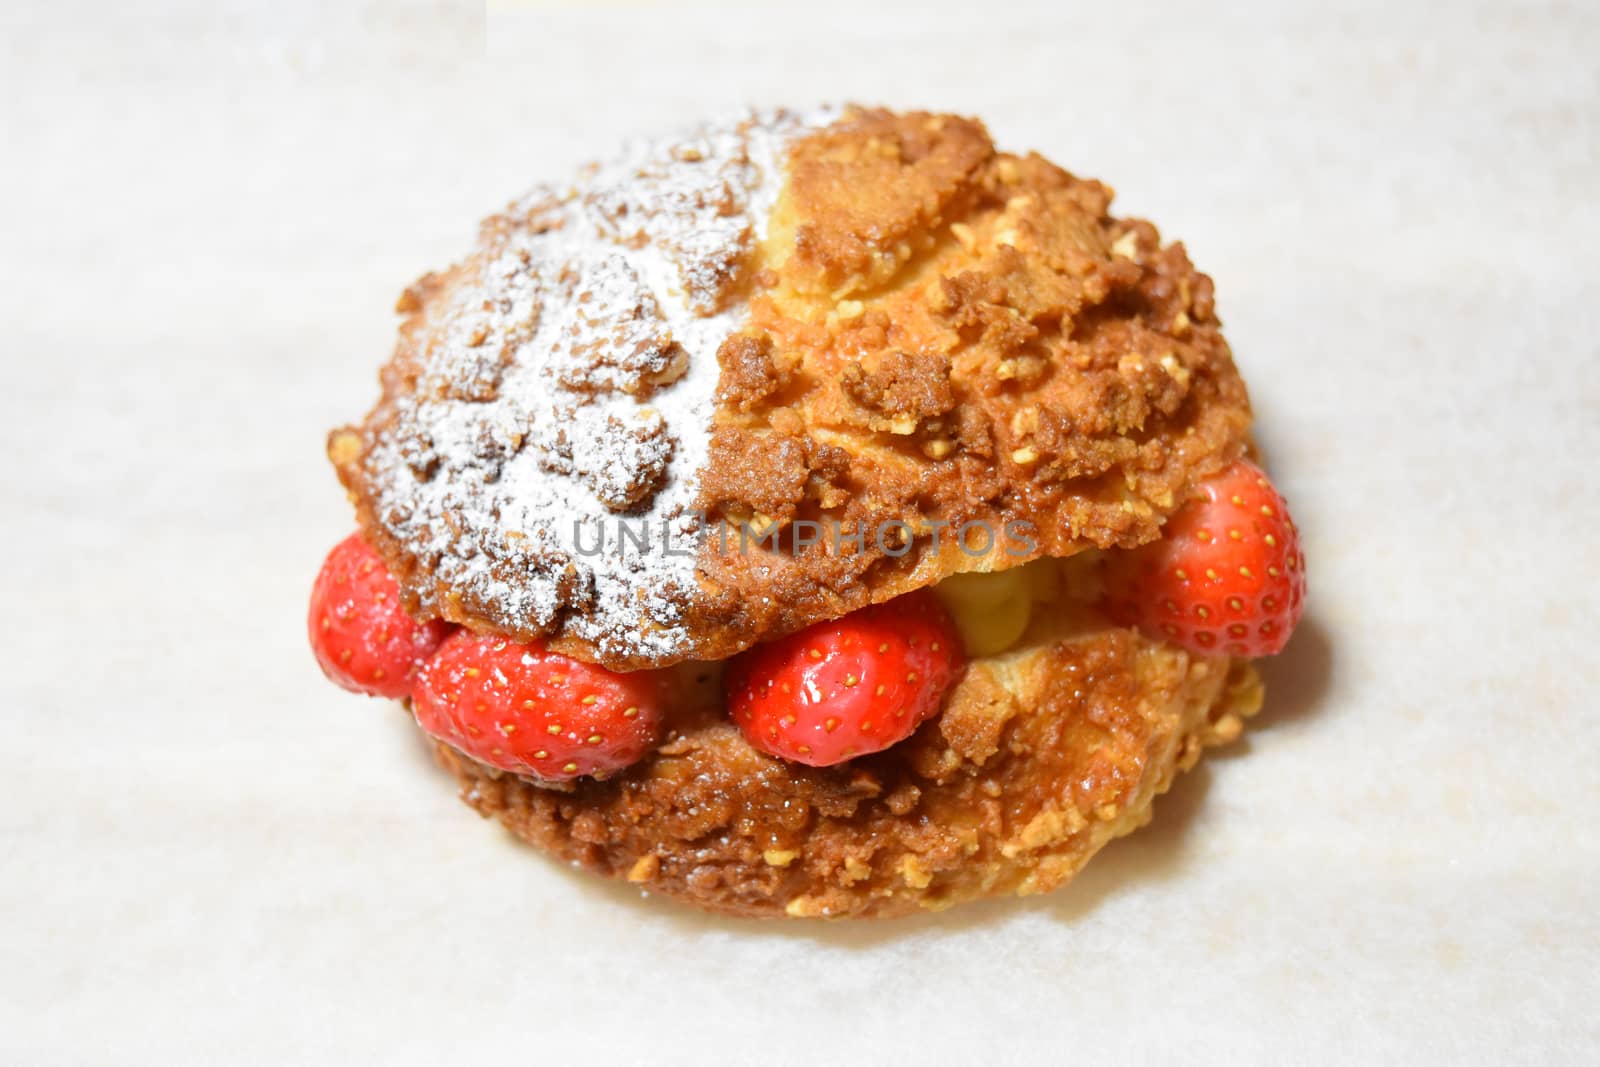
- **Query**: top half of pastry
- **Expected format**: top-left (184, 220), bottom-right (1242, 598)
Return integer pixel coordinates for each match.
top-left (329, 106), bottom-right (1253, 671)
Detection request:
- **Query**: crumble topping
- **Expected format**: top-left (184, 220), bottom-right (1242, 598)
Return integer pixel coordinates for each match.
top-left (355, 109), bottom-right (832, 661)
top-left (335, 107), bottom-right (1253, 671)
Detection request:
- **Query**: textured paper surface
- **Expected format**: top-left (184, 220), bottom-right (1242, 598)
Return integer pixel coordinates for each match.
top-left (3, 1), bottom-right (1596, 1062)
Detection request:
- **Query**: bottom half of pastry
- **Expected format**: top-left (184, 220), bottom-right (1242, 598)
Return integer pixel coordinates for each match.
top-left (313, 451), bottom-right (1303, 920)
top-left (429, 601), bottom-right (1264, 919)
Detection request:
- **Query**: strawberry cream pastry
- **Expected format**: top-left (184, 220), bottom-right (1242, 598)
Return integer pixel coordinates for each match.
top-left (310, 107), bottom-right (1304, 918)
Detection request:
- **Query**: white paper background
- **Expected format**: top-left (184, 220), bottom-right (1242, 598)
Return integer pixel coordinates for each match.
top-left (3, 1), bottom-right (1596, 1062)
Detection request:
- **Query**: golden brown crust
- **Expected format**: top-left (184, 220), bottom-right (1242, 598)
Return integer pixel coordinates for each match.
top-left (435, 603), bottom-right (1263, 918)
top-left (682, 109), bottom-right (1251, 668)
top-left (330, 106), bottom-right (1251, 672)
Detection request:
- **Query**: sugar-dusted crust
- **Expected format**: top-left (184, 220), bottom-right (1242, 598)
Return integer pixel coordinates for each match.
top-left (330, 107), bottom-right (1251, 671)
top-left (432, 580), bottom-right (1264, 919)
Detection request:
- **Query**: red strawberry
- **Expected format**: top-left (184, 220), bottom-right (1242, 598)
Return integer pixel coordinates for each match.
top-left (1101, 460), bottom-right (1306, 657)
top-left (308, 532), bottom-right (451, 698)
top-left (412, 632), bottom-right (664, 782)
top-left (726, 590), bottom-right (966, 768)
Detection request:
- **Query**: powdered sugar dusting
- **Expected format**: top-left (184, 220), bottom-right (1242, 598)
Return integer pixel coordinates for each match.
top-left (363, 109), bottom-right (831, 662)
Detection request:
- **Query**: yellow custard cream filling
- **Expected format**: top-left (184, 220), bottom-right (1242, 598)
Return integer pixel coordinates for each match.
top-left (936, 568), bottom-right (1031, 655)
top-left (934, 556), bottom-right (1100, 655)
